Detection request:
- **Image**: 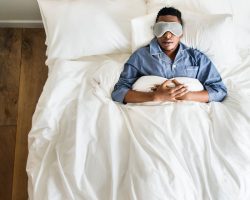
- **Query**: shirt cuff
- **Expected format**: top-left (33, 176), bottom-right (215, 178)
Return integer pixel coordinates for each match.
top-left (205, 86), bottom-right (226, 102)
top-left (111, 87), bottom-right (130, 104)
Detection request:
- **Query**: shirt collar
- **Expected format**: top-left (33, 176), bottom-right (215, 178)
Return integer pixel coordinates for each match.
top-left (149, 37), bottom-right (187, 56)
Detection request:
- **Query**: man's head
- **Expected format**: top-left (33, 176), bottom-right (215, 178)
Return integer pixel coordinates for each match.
top-left (154, 7), bottom-right (183, 53)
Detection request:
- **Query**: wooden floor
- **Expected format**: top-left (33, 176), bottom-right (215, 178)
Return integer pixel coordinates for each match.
top-left (0, 28), bottom-right (48, 200)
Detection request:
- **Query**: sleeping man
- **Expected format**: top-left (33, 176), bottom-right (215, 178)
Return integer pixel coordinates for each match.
top-left (111, 7), bottom-right (227, 104)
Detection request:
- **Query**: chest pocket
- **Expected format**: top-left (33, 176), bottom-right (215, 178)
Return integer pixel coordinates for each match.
top-left (185, 66), bottom-right (199, 78)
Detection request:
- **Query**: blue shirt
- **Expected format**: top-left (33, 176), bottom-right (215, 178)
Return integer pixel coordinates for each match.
top-left (111, 37), bottom-right (227, 103)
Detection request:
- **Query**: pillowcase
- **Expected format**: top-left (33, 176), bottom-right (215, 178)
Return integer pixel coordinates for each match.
top-left (147, 0), bottom-right (250, 55)
top-left (38, 0), bottom-right (146, 62)
top-left (131, 14), bottom-right (156, 52)
top-left (228, 0), bottom-right (250, 54)
top-left (132, 76), bottom-right (204, 92)
top-left (146, 0), bottom-right (232, 15)
top-left (131, 12), bottom-right (242, 70)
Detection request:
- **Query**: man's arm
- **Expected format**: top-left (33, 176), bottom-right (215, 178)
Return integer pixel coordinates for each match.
top-left (173, 79), bottom-right (209, 103)
top-left (111, 62), bottom-right (141, 103)
top-left (124, 87), bottom-right (208, 104)
top-left (124, 80), bottom-right (188, 103)
top-left (124, 90), bottom-right (155, 103)
top-left (176, 90), bottom-right (209, 103)
top-left (196, 53), bottom-right (227, 102)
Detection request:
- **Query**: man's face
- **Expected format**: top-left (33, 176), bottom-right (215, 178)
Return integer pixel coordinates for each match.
top-left (156, 15), bottom-right (182, 52)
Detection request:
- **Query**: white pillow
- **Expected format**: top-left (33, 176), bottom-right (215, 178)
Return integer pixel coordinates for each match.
top-left (146, 0), bottom-right (232, 15)
top-left (131, 12), bottom-right (241, 70)
top-left (229, 0), bottom-right (250, 54)
top-left (38, 0), bottom-right (146, 62)
top-left (131, 14), bottom-right (156, 52)
top-left (147, 0), bottom-right (250, 55)
top-left (132, 76), bottom-right (204, 92)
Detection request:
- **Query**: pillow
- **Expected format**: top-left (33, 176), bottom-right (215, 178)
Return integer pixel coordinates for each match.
top-left (146, 0), bottom-right (232, 15)
top-left (131, 12), bottom-right (242, 70)
top-left (38, 0), bottom-right (146, 62)
top-left (132, 76), bottom-right (204, 92)
top-left (229, 0), bottom-right (250, 54)
top-left (131, 14), bottom-right (156, 52)
top-left (147, 0), bottom-right (250, 55)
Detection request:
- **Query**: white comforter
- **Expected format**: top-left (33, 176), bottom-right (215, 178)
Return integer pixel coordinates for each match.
top-left (27, 54), bottom-right (250, 200)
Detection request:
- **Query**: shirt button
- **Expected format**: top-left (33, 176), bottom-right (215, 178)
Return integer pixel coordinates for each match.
top-left (172, 64), bottom-right (176, 69)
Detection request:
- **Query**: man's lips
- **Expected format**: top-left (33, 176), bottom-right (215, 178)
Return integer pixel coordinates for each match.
top-left (162, 41), bottom-right (173, 45)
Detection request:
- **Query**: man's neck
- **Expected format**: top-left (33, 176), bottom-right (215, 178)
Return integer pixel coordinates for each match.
top-left (164, 44), bottom-right (180, 61)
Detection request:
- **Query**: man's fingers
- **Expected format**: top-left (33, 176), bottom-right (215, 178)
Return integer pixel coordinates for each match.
top-left (172, 79), bottom-right (182, 86)
top-left (171, 98), bottom-right (183, 103)
top-left (170, 84), bottom-right (187, 93)
top-left (151, 84), bottom-right (160, 91)
top-left (169, 98), bottom-right (178, 102)
top-left (153, 84), bottom-right (160, 89)
top-left (174, 89), bottom-right (189, 98)
top-left (175, 87), bottom-right (188, 96)
top-left (162, 80), bottom-right (173, 87)
top-left (175, 99), bottom-right (183, 103)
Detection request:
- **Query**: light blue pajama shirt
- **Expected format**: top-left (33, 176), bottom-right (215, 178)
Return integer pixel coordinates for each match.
top-left (112, 37), bottom-right (227, 103)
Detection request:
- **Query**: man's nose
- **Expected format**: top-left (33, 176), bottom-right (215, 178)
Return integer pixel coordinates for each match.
top-left (163, 31), bottom-right (173, 39)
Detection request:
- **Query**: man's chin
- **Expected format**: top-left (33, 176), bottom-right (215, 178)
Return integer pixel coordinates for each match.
top-left (163, 46), bottom-right (175, 51)
top-left (161, 43), bottom-right (178, 52)
top-left (165, 46), bottom-right (174, 51)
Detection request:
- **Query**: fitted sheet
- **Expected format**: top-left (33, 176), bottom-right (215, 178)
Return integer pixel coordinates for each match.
top-left (27, 54), bottom-right (250, 200)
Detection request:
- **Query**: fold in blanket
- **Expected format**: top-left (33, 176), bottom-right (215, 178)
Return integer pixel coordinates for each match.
top-left (27, 57), bottom-right (250, 200)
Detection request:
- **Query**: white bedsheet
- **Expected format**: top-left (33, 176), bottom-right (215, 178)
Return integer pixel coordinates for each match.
top-left (27, 54), bottom-right (250, 200)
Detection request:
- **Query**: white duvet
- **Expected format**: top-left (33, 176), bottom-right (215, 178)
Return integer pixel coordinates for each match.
top-left (27, 54), bottom-right (250, 200)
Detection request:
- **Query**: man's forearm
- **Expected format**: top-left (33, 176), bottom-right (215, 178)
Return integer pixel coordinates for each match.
top-left (180, 90), bottom-right (209, 103)
top-left (123, 89), bottom-right (209, 104)
top-left (124, 90), bottom-right (155, 103)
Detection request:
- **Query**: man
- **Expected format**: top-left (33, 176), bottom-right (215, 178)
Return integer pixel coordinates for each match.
top-left (111, 7), bottom-right (227, 104)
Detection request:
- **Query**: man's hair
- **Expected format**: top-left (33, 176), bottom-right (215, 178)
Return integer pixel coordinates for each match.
top-left (156, 7), bottom-right (183, 25)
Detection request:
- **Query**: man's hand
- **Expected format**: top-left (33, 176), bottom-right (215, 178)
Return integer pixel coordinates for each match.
top-left (124, 79), bottom-right (208, 104)
top-left (171, 79), bottom-right (209, 102)
top-left (152, 79), bottom-right (188, 102)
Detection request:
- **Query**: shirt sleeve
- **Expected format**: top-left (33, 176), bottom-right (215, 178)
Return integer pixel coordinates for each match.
top-left (196, 53), bottom-right (227, 102)
top-left (111, 62), bottom-right (141, 104)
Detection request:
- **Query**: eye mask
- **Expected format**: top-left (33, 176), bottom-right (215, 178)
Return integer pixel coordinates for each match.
top-left (153, 22), bottom-right (183, 37)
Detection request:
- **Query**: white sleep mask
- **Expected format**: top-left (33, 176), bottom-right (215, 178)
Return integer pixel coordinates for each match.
top-left (153, 22), bottom-right (183, 37)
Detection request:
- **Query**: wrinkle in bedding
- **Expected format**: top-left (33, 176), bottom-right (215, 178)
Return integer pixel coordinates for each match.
top-left (27, 56), bottom-right (250, 200)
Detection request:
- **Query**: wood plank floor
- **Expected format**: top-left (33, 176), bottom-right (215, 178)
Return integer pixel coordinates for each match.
top-left (0, 28), bottom-right (48, 200)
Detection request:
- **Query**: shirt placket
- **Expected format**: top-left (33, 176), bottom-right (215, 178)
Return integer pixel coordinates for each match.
top-left (159, 53), bottom-right (174, 79)
top-left (172, 52), bottom-right (184, 77)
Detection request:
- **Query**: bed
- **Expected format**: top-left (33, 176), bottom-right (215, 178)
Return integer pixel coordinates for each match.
top-left (27, 0), bottom-right (250, 199)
